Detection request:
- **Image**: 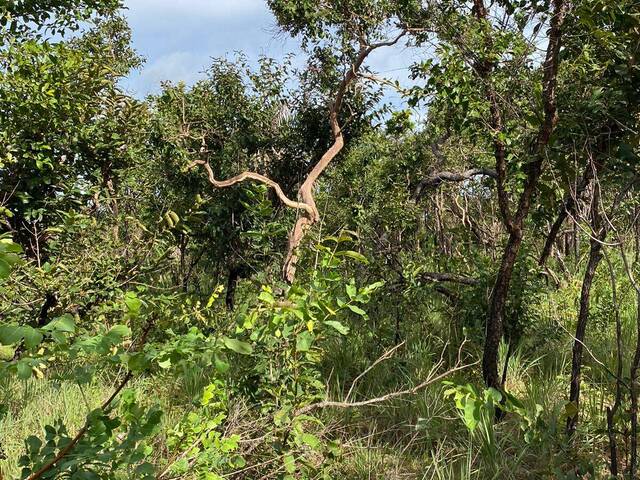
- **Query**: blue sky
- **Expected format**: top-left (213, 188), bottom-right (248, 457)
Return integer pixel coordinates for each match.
top-left (120, 0), bottom-right (421, 102)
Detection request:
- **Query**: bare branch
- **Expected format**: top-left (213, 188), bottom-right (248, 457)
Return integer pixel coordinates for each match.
top-left (189, 159), bottom-right (314, 216)
top-left (345, 341), bottom-right (406, 402)
top-left (295, 359), bottom-right (477, 415)
top-left (419, 271), bottom-right (478, 286)
top-left (413, 168), bottom-right (497, 201)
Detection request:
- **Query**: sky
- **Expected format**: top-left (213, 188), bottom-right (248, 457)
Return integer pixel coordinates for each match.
top-left (119, 0), bottom-right (421, 102)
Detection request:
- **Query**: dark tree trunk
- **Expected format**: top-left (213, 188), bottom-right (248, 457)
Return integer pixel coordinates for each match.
top-left (566, 236), bottom-right (603, 435)
top-left (484, 229), bottom-right (523, 389)
top-left (631, 292), bottom-right (640, 477)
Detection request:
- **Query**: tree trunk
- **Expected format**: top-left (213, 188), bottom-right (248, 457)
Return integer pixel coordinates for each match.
top-left (566, 236), bottom-right (603, 435)
top-left (484, 229), bottom-right (523, 389)
top-left (631, 291), bottom-right (640, 477)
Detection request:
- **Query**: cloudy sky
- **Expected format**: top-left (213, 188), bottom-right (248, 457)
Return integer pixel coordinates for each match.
top-left (119, 0), bottom-right (420, 101)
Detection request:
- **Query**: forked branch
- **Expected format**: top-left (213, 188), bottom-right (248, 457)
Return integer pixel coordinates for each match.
top-left (189, 29), bottom-right (407, 284)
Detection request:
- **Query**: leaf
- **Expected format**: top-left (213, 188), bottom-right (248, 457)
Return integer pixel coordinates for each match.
top-left (463, 399), bottom-right (480, 431)
top-left (107, 324), bottom-right (131, 338)
top-left (324, 320), bottom-right (349, 335)
top-left (334, 250), bottom-right (369, 264)
top-left (124, 292), bottom-right (142, 316)
top-left (23, 326), bottom-right (43, 349)
top-left (158, 358), bottom-right (172, 369)
top-left (223, 337), bottom-right (253, 355)
top-left (127, 352), bottom-right (150, 372)
top-left (44, 314), bottom-right (75, 333)
top-left (0, 345), bottom-right (15, 360)
top-left (299, 432), bottom-right (321, 449)
top-left (296, 331), bottom-right (314, 352)
top-left (0, 258), bottom-right (10, 278)
top-left (25, 435), bottom-right (42, 454)
top-left (564, 401), bottom-right (578, 418)
top-left (346, 283), bottom-right (357, 299)
top-left (214, 354), bottom-right (230, 373)
top-left (0, 324), bottom-right (24, 345)
top-left (347, 304), bottom-right (366, 316)
top-left (258, 290), bottom-right (274, 305)
top-left (283, 454), bottom-right (296, 474)
top-left (16, 361), bottom-right (32, 380)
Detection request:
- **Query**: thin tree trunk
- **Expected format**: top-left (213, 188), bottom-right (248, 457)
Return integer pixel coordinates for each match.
top-left (604, 250), bottom-right (622, 477)
top-left (474, 0), bottom-right (567, 390)
top-left (566, 236), bottom-right (603, 435)
top-left (566, 173), bottom-right (604, 435)
top-left (484, 230), bottom-right (522, 388)
top-left (631, 291), bottom-right (640, 477)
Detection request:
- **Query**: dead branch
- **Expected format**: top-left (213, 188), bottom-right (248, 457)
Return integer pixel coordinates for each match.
top-left (296, 340), bottom-right (475, 416)
top-left (413, 168), bottom-right (497, 201)
top-left (419, 271), bottom-right (478, 286)
top-left (345, 341), bottom-right (406, 402)
top-left (295, 360), bottom-right (477, 415)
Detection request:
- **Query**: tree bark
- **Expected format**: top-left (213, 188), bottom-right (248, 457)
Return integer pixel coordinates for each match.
top-left (475, 0), bottom-right (567, 390)
top-left (566, 233), bottom-right (603, 435)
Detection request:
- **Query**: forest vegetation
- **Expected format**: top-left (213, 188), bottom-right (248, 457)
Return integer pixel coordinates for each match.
top-left (1, 0), bottom-right (640, 478)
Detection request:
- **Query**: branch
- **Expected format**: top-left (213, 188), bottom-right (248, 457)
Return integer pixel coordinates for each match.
top-left (472, 0), bottom-right (514, 231)
top-left (189, 159), bottom-right (314, 217)
top-left (512, 0), bottom-right (568, 227)
top-left (538, 160), bottom-right (596, 266)
top-left (27, 372), bottom-right (133, 480)
top-left (345, 341), bottom-right (406, 402)
top-left (419, 271), bottom-right (479, 286)
top-left (413, 168), bottom-right (497, 201)
top-left (295, 359), bottom-right (477, 415)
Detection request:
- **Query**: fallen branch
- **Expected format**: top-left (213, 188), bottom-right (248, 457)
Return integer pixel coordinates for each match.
top-left (295, 360), bottom-right (477, 415)
top-left (296, 340), bottom-right (475, 416)
top-left (345, 341), bottom-right (406, 402)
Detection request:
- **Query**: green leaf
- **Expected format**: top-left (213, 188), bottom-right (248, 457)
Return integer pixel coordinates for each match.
top-left (44, 314), bottom-right (75, 333)
top-left (346, 283), bottom-right (357, 299)
top-left (23, 326), bottom-right (43, 349)
top-left (214, 354), bottom-right (230, 373)
top-left (324, 320), bottom-right (349, 335)
top-left (0, 345), bottom-right (14, 360)
top-left (284, 454), bottom-right (296, 474)
top-left (157, 358), bottom-right (172, 369)
top-left (463, 400), bottom-right (480, 431)
top-left (347, 304), bottom-right (366, 316)
top-left (107, 324), bottom-right (131, 338)
top-left (564, 401), bottom-right (578, 418)
top-left (334, 250), bottom-right (369, 264)
top-left (299, 432), bottom-right (321, 449)
top-left (25, 435), bottom-right (42, 454)
top-left (127, 352), bottom-right (150, 372)
top-left (16, 361), bottom-right (32, 380)
top-left (0, 258), bottom-right (11, 278)
top-left (296, 331), bottom-right (314, 352)
top-left (0, 324), bottom-right (24, 345)
top-left (124, 292), bottom-right (142, 316)
top-left (223, 337), bottom-right (253, 355)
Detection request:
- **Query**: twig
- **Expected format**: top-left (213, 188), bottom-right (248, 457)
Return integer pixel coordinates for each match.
top-left (295, 360), bottom-right (477, 416)
top-left (345, 341), bottom-right (406, 402)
